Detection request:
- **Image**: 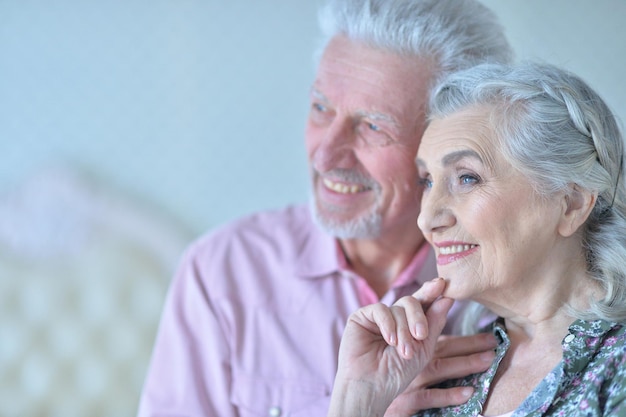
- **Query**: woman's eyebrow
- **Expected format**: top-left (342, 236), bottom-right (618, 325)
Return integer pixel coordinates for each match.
top-left (441, 149), bottom-right (483, 166)
top-left (416, 149), bottom-right (483, 168)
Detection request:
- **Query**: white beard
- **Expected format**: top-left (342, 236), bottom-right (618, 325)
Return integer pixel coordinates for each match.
top-left (309, 196), bottom-right (382, 239)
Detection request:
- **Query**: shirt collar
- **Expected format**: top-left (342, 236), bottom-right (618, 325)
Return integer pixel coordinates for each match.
top-left (292, 209), bottom-right (341, 279)
top-left (489, 318), bottom-right (621, 378)
top-left (562, 318), bottom-right (621, 373)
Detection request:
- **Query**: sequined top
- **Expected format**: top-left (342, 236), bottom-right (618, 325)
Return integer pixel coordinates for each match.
top-left (416, 319), bottom-right (626, 416)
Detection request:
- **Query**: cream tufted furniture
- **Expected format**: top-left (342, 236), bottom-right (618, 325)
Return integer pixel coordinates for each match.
top-left (0, 168), bottom-right (191, 417)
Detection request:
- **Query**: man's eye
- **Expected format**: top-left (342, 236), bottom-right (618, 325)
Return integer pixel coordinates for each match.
top-left (367, 122), bottom-right (380, 132)
top-left (309, 102), bottom-right (333, 126)
top-left (356, 121), bottom-right (393, 146)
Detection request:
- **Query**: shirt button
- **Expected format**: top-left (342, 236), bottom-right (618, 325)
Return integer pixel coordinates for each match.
top-left (564, 334), bottom-right (575, 343)
top-left (268, 406), bottom-right (282, 417)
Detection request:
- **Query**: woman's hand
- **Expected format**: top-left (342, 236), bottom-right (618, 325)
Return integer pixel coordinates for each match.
top-left (384, 331), bottom-right (497, 416)
top-left (328, 278), bottom-right (453, 417)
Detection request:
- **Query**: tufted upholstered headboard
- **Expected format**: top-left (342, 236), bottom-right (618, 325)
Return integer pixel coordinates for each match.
top-left (0, 168), bottom-right (192, 417)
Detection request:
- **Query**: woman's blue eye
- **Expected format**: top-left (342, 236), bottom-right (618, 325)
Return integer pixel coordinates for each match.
top-left (313, 103), bottom-right (326, 112)
top-left (460, 174), bottom-right (479, 185)
top-left (418, 177), bottom-right (432, 188)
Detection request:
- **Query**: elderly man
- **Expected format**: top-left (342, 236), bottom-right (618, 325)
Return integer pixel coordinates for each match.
top-left (138, 1), bottom-right (513, 416)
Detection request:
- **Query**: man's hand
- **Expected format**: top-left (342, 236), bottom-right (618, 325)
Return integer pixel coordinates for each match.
top-left (384, 332), bottom-right (497, 416)
top-left (328, 278), bottom-right (453, 417)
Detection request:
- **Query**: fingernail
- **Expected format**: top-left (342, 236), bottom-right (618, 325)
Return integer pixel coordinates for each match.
top-left (402, 343), bottom-right (412, 358)
top-left (461, 387), bottom-right (473, 398)
top-left (484, 333), bottom-right (498, 346)
top-left (480, 350), bottom-right (495, 363)
top-left (415, 323), bottom-right (427, 339)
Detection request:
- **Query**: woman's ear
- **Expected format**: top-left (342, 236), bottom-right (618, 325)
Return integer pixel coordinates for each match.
top-left (558, 184), bottom-right (597, 237)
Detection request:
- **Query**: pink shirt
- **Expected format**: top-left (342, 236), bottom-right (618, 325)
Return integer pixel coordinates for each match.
top-left (137, 204), bottom-right (444, 417)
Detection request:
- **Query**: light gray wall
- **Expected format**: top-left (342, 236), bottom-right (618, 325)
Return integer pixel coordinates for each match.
top-left (2, 1), bottom-right (625, 236)
top-left (1, 0), bottom-right (321, 234)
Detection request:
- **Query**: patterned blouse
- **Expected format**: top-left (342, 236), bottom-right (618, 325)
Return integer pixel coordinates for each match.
top-left (414, 319), bottom-right (626, 416)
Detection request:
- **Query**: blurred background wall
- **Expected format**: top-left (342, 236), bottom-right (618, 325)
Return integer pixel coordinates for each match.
top-left (1, 1), bottom-right (625, 416)
top-left (2, 0), bottom-right (626, 235)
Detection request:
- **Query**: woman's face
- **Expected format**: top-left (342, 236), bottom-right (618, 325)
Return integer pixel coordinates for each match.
top-left (416, 107), bottom-right (567, 306)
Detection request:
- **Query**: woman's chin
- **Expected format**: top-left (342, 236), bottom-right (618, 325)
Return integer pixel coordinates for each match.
top-left (440, 280), bottom-right (472, 300)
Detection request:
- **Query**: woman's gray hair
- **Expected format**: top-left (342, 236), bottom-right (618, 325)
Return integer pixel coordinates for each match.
top-left (429, 62), bottom-right (626, 328)
top-left (316, 0), bottom-right (513, 92)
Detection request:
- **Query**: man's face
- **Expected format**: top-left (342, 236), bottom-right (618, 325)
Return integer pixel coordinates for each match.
top-left (305, 35), bottom-right (433, 239)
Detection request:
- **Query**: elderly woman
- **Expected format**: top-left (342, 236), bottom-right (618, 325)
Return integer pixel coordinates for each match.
top-left (327, 62), bottom-right (626, 417)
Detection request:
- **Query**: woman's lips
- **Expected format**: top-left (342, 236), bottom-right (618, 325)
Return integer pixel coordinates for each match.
top-left (435, 243), bottom-right (478, 265)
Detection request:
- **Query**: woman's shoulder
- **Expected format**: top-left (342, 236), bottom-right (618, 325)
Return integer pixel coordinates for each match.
top-left (559, 320), bottom-right (626, 415)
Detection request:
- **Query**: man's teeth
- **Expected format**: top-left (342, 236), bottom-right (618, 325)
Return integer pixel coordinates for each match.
top-left (323, 178), bottom-right (363, 194)
top-left (439, 244), bottom-right (477, 255)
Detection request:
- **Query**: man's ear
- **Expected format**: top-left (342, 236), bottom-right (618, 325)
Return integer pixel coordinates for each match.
top-left (558, 184), bottom-right (597, 237)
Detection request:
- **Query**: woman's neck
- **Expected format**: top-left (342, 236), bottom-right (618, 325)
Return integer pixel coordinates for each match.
top-left (481, 313), bottom-right (572, 416)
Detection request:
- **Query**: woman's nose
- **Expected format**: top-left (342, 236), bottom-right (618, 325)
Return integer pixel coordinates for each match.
top-left (417, 184), bottom-right (455, 233)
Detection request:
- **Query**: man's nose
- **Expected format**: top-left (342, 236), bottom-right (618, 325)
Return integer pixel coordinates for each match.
top-left (311, 117), bottom-right (358, 172)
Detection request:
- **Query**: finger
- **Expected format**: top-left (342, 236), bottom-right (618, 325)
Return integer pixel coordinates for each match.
top-left (389, 304), bottom-right (419, 358)
top-left (436, 332), bottom-right (498, 358)
top-left (412, 278), bottom-right (447, 308)
top-left (387, 386), bottom-right (475, 414)
top-left (424, 297), bottom-right (454, 344)
top-left (392, 295), bottom-right (429, 341)
top-left (418, 349), bottom-right (495, 386)
top-left (403, 298), bottom-right (453, 363)
top-left (395, 278), bottom-right (447, 342)
top-left (355, 303), bottom-right (399, 347)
